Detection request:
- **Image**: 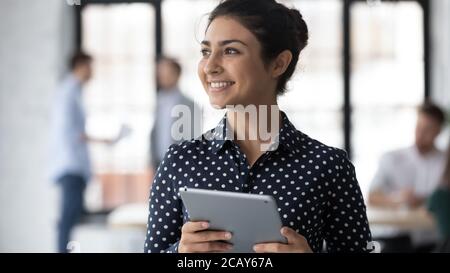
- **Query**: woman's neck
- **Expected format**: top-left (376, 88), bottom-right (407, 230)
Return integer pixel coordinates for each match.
top-left (226, 104), bottom-right (281, 166)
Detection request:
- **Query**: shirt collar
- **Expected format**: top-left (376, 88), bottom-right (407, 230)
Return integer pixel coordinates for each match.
top-left (159, 86), bottom-right (180, 94)
top-left (411, 145), bottom-right (442, 159)
top-left (207, 111), bottom-right (302, 155)
top-left (277, 111), bottom-right (302, 154)
top-left (207, 113), bottom-right (234, 154)
top-left (67, 73), bottom-right (82, 89)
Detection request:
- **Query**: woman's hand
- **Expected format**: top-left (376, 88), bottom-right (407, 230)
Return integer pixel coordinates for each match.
top-left (253, 227), bottom-right (313, 253)
top-left (178, 221), bottom-right (233, 253)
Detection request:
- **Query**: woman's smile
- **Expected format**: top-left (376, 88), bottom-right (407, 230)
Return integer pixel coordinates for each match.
top-left (208, 80), bottom-right (236, 93)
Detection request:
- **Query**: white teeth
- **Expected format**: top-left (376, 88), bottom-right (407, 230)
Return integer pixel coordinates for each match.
top-left (210, 81), bottom-right (234, 88)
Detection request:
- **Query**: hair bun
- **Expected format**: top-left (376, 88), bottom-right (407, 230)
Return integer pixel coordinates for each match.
top-left (289, 8), bottom-right (309, 51)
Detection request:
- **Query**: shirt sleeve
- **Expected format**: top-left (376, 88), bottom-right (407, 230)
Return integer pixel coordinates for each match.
top-left (324, 149), bottom-right (372, 252)
top-left (369, 153), bottom-right (392, 194)
top-left (427, 188), bottom-right (444, 213)
top-left (58, 87), bottom-right (84, 141)
top-left (144, 144), bottom-right (184, 253)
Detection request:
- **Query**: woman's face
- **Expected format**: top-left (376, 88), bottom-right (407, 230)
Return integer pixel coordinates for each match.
top-left (198, 16), bottom-right (277, 108)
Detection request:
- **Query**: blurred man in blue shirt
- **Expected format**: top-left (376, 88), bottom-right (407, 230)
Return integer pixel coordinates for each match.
top-left (50, 52), bottom-right (114, 253)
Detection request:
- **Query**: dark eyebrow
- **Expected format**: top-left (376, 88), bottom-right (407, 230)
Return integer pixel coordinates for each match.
top-left (201, 39), bottom-right (248, 47)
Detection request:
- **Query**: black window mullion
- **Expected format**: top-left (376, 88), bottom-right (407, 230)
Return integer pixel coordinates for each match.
top-left (74, 4), bottom-right (83, 51)
top-left (343, 0), bottom-right (352, 159)
top-left (153, 0), bottom-right (163, 58)
top-left (419, 0), bottom-right (431, 100)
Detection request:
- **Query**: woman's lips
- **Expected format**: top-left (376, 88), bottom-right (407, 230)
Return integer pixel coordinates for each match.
top-left (208, 81), bottom-right (235, 92)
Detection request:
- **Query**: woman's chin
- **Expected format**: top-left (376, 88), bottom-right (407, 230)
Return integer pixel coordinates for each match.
top-left (208, 95), bottom-right (246, 109)
top-left (209, 102), bottom-right (227, 109)
top-left (208, 98), bottom-right (229, 109)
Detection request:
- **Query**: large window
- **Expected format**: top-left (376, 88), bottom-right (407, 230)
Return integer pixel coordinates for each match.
top-left (82, 3), bottom-right (155, 209)
top-left (279, 0), bottom-right (344, 149)
top-left (351, 1), bottom-right (425, 195)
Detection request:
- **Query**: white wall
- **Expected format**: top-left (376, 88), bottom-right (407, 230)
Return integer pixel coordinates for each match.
top-left (0, 0), bottom-right (74, 252)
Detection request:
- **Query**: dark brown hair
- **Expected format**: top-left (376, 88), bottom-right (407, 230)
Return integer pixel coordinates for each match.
top-left (418, 101), bottom-right (445, 127)
top-left (207, 0), bottom-right (309, 95)
top-left (70, 51), bottom-right (92, 70)
top-left (158, 56), bottom-right (182, 77)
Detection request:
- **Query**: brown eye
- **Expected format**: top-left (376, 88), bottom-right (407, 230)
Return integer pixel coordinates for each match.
top-left (200, 48), bottom-right (211, 57)
top-left (224, 48), bottom-right (239, 55)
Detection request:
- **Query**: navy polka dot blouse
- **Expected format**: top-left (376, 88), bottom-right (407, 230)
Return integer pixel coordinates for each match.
top-left (144, 112), bottom-right (372, 253)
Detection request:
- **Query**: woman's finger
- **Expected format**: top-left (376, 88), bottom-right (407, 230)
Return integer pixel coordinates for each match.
top-left (181, 221), bottom-right (209, 234)
top-left (253, 243), bottom-right (290, 253)
top-left (184, 241), bottom-right (233, 253)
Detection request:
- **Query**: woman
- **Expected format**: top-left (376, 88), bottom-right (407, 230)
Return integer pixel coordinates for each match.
top-left (144, 0), bottom-right (372, 253)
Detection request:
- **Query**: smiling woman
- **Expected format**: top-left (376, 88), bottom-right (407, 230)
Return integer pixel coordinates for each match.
top-left (144, 0), bottom-right (372, 253)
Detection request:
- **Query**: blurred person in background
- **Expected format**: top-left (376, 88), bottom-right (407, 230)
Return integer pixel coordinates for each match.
top-left (427, 135), bottom-right (450, 253)
top-left (149, 56), bottom-right (201, 172)
top-left (50, 51), bottom-right (119, 253)
top-left (368, 102), bottom-right (446, 252)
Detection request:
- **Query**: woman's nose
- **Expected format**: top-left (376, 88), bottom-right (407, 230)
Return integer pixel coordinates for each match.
top-left (204, 55), bottom-right (223, 75)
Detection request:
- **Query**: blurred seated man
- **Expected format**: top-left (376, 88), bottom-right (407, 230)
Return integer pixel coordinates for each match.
top-left (150, 56), bottom-right (201, 171)
top-left (368, 102), bottom-right (446, 252)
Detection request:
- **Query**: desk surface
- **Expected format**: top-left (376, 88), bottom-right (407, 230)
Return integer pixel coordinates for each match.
top-left (107, 203), bottom-right (148, 229)
top-left (107, 203), bottom-right (437, 233)
top-left (367, 206), bottom-right (436, 231)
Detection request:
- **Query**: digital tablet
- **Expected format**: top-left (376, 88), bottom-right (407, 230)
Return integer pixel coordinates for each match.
top-left (179, 187), bottom-right (287, 253)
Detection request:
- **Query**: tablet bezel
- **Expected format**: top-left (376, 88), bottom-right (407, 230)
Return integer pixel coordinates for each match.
top-left (179, 187), bottom-right (287, 253)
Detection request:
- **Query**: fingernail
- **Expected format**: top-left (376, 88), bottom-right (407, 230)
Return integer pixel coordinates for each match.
top-left (224, 232), bottom-right (232, 239)
top-left (253, 245), bottom-right (259, 252)
top-left (202, 222), bottom-right (209, 228)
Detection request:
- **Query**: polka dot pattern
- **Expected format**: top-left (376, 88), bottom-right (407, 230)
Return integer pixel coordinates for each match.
top-left (144, 112), bottom-right (372, 253)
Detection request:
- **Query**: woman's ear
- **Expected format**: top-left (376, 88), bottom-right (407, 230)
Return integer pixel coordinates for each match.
top-left (271, 50), bottom-right (293, 78)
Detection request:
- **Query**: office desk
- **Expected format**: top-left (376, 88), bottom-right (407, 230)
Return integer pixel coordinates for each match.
top-left (367, 206), bottom-right (436, 231)
top-left (107, 203), bottom-right (148, 230)
top-left (107, 204), bottom-right (438, 237)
